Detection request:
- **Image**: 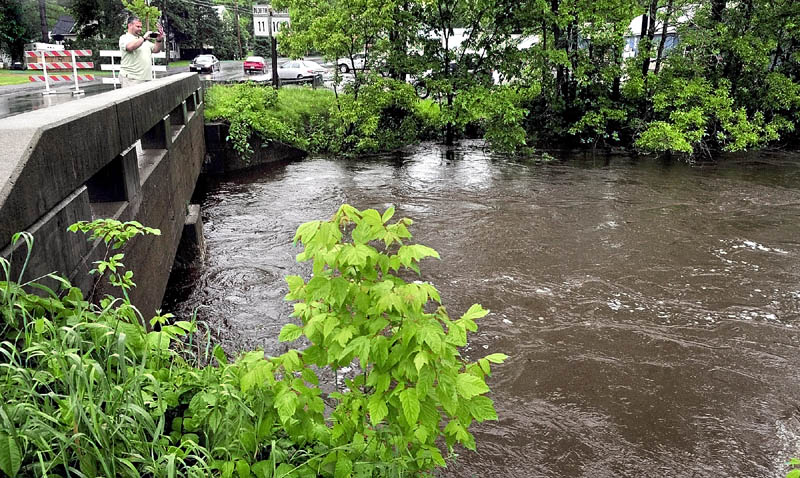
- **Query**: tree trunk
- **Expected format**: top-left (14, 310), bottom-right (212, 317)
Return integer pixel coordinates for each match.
top-left (445, 93), bottom-right (454, 146)
top-left (612, 46), bottom-right (621, 101)
top-left (654, 0), bottom-right (673, 74)
top-left (389, 29), bottom-right (400, 79)
top-left (638, 7), bottom-right (648, 63)
top-left (542, 18), bottom-right (548, 88)
top-left (388, 2), bottom-right (409, 81)
top-left (722, 0), bottom-right (752, 91)
top-left (708, 0), bottom-right (725, 78)
top-left (163, 0), bottom-right (170, 64)
top-left (770, 28), bottom-right (784, 72)
top-left (568, 19), bottom-right (579, 107)
top-left (551, 0), bottom-right (565, 101)
top-left (711, 0), bottom-right (725, 22)
top-left (39, 0), bottom-right (48, 42)
top-left (640, 0), bottom-right (657, 78)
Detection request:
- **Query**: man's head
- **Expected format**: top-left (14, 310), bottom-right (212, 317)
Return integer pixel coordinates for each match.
top-left (126, 15), bottom-right (143, 35)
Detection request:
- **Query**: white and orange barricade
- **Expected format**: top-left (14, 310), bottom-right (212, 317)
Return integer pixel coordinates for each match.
top-left (26, 49), bottom-right (95, 96)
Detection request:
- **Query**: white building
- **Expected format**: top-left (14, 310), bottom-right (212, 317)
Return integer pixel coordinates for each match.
top-left (623, 8), bottom-right (694, 59)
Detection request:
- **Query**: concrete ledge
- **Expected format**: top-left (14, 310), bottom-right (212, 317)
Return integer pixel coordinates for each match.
top-left (0, 73), bottom-right (206, 317)
top-left (0, 73), bottom-right (200, 245)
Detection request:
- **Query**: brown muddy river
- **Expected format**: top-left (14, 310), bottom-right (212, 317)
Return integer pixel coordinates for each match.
top-left (165, 142), bottom-right (800, 477)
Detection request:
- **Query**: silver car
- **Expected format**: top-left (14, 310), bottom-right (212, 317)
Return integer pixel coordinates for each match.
top-left (277, 60), bottom-right (327, 81)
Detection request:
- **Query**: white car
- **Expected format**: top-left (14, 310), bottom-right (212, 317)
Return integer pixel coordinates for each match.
top-left (336, 53), bottom-right (365, 73)
top-left (277, 60), bottom-right (328, 81)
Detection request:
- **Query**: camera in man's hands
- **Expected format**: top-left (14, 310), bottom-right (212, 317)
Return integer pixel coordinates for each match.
top-left (148, 32), bottom-right (160, 39)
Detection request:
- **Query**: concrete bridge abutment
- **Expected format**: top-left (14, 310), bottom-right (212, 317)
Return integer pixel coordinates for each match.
top-left (0, 73), bottom-right (206, 318)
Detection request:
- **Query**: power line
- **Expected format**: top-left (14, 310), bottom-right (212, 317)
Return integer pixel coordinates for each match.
top-left (171, 0), bottom-right (254, 15)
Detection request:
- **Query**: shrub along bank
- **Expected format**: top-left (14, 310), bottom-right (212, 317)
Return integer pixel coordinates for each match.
top-left (204, 80), bottom-right (440, 158)
top-left (203, 78), bottom-right (536, 158)
top-left (0, 207), bottom-right (506, 478)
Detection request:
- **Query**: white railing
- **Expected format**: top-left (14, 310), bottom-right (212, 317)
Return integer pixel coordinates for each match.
top-left (99, 50), bottom-right (168, 87)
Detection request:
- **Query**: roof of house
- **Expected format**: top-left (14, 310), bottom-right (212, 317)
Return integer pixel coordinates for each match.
top-left (51, 15), bottom-right (76, 36)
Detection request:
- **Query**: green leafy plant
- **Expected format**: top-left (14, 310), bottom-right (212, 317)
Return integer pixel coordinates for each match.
top-left (453, 84), bottom-right (540, 153)
top-left (205, 83), bottom-right (335, 157)
top-left (789, 458), bottom-right (800, 478)
top-left (0, 227), bottom-right (208, 478)
top-left (275, 204), bottom-right (507, 474)
top-left (636, 76), bottom-right (794, 157)
top-left (69, 219), bottom-right (161, 298)
top-left (122, 0), bottom-right (161, 30)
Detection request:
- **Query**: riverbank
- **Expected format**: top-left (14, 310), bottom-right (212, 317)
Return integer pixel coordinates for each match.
top-left (204, 80), bottom-right (800, 161)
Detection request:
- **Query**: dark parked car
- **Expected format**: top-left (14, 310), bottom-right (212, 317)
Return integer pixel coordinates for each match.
top-left (189, 55), bottom-right (220, 73)
top-left (9, 60), bottom-right (24, 70)
top-left (243, 56), bottom-right (266, 74)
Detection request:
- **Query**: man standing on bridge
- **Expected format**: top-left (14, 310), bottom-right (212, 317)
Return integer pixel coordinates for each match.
top-left (119, 15), bottom-right (164, 88)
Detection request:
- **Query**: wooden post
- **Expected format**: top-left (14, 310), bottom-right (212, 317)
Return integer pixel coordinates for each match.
top-left (269, 9), bottom-right (279, 88)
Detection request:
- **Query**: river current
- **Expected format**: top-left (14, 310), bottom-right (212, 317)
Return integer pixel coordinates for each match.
top-left (165, 142), bottom-right (800, 477)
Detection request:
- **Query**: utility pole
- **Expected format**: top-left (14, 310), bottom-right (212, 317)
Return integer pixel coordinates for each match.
top-left (269, 9), bottom-right (278, 87)
top-left (38, 0), bottom-right (48, 42)
top-left (234, 0), bottom-right (243, 60)
top-left (163, 0), bottom-right (169, 64)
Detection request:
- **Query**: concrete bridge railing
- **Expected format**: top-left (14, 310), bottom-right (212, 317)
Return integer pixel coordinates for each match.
top-left (0, 72), bottom-right (205, 316)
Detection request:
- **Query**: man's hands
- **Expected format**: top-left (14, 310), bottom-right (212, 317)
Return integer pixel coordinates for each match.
top-left (151, 22), bottom-right (166, 53)
top-left (144, 24), bottom-right (164, 42)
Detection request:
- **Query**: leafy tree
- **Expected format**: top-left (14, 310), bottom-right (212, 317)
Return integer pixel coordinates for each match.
top-left (636, 0), bottom-right (800, 156)
top-left (70, 0), bottom-right (125, 38)
top-left (274, 0), bottom-right (396, 99)
top-left (20, 0), bottom-right (69, 44)
top-left (165, 0), bottom-right (224, 49)
top-left (212, 8), bottom-right (244, 59)
top-left (508, 0), bottom-right (636, 146)
top-left (217, 0), bottom-right (800, 155)
top-left (0, 0), bottom-right (28, 62)
top-left (122, 0), bottom-right (161, 30)
top-left (408, 0), bottom-right (523, 145)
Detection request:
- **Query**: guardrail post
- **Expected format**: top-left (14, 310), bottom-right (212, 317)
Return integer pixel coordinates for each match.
top-left (40, 51), bottom-right (52, 95)
top-left (187, 93), bottom-right (197, 112)
top-left (71, 51), bottom-right (84, 96)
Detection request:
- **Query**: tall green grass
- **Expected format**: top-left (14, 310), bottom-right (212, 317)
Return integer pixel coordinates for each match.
top-left (0, 232), bottom-right (211, 478)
